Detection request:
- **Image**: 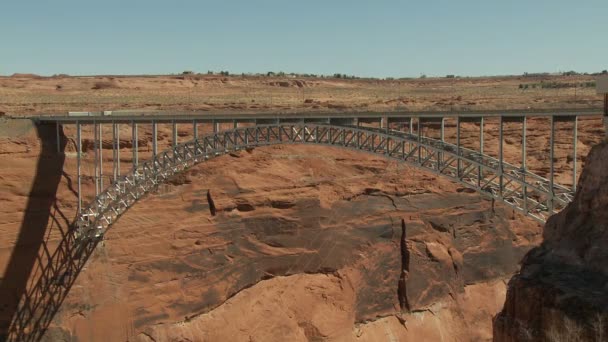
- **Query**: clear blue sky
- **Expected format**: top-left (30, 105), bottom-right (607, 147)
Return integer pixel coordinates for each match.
top-left (1, 0), bottom-right (607, 77)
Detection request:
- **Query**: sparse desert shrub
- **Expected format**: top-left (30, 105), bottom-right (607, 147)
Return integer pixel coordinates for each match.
top-left (91, 81), bottom-right (118, 90)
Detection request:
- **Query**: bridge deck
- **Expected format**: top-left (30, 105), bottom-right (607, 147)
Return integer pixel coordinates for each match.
top-left (26, 107), bottom-right (602, 124)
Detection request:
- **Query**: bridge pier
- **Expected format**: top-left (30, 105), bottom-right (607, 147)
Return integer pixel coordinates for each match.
top-left (112, 122), bottom-right (119, 182)
top-left (522, 117), bottom-right (527, 169)
top-left (132, 121), bottom-right (138, 168)
top-left (172, 120), bottom-right (177, 148)
top-left (77, 121), bottom-right (82, 213)
top-left (499, 116), bottom-right (504, 199)
top-left (549, 116), bottom-right (555, 212)
top-left (99, 123), bottom-right (103, 191)
top-left (457, 116), bottom-right (461, 177)
top-left (152, 121), bottom-right (158, 157)
top-left (604, 93), bottom-right (608, 140)
top-left (573, 116), bottom-right (577, 191)
top-left (479, 117), bottom-right (484, 188)
top-left (522, 117), bottom-right (527, 214)
top-left (94, 122), bottom-right (99, 196)
top-left (417, 118), bottom-right (421, 163)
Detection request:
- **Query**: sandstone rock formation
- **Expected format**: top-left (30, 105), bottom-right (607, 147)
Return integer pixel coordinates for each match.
top-left (36, 144), bottom-right (542, 341)
top-left (494, 142), bottom-right (608, 341)
top-left (0, 116), bottom-right (602, 341)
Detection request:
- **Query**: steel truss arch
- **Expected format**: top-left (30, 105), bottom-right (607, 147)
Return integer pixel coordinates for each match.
top-left (75, 123), bottom-right (571, 243)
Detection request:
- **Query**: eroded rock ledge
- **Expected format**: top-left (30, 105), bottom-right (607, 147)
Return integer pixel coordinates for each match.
top-left (494, 142), bottom-right (608, 341)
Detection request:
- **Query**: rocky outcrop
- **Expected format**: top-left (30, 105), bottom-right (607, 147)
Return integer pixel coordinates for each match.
top-left (494, 142), bottom-right (608, 341)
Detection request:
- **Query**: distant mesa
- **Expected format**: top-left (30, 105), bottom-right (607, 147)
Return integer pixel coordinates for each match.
top-left (10, 73), bottom-right (41, 78)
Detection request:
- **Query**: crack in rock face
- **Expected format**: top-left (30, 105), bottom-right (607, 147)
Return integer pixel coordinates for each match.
top-left (398, 219), bottom-right (411, 312)
top-left (206, 189), bottom-right (216, 216)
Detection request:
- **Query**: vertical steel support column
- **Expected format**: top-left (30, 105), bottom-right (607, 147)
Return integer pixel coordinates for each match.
top-left (212, 120), bottom-right (218, 150)
top-left (522, 117), bottom-right (527, 169)
top-left (499, 116), bottom-right (504, 199)
top-left (478, 117), bottom-right (484, 188)
top-left (152, 121), bottom-right (158, 156)
top-left (112, 121), bottom-right (118, 182)
top-left (116, 123), bottom-right (120, 176)
top-left (605, 93), bottom-right (608, 140)
top-left (172, 120), bottom-right (178, 161)
top-left (439, 117), bottom-right (445, 169)
top-left (77, 121), bottom-right (82, 212)
top-left (409, 118), bottom-right (415, 154)
top-left (94, 121), bottom-right (99, 196)
top-left (233, 120), bottom-right (239, 150)
top-left (56, 122), bottom-right (61, 154)
top-left (417, 118), bottom-right (421, 163)
top-left (572, 116), bottom-right (578, 192)
top-left (99, 123), bottom-right (103, 191)
top-left (522, 116), bottom-right (527, 214)
top-left (549, 116), bottom-right (555, 212)
top-left (172, 120), bottom-right (177, 148)
top-left (456, 116), bottom-right (461, 178)
top-left (132, 121), bottom-right (138, 169)
top-left (193, 120), bottom-right (198, 140)
top-left (356, 118), bottom-right (360, 148)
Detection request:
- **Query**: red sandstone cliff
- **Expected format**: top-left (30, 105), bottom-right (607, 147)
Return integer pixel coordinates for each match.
top-left (494, 142), bottom-right (608, 341)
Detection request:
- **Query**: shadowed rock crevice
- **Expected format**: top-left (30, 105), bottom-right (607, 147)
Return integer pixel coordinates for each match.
top-left (206, 190), bottom-right (216, 216)
top-left (398, 219), bottom-right (411, 312)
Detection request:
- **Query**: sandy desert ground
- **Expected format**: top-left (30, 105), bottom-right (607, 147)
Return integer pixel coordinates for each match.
top-left (0, 73), bottom-right (603, 115)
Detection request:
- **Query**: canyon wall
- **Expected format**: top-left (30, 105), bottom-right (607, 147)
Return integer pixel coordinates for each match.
top-left (494, 142), bottom-right (608, 341)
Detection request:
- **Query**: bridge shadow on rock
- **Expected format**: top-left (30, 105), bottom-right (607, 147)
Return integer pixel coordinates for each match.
top-left (0, 123), bottom-right (99, 342)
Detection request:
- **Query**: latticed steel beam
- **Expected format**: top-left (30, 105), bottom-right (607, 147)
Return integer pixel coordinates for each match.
top-left (73, 122), bottom-right (576, 247)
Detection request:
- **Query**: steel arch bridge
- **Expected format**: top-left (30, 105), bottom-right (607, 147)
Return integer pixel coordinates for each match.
top-left (7, 108), bottom-right (595, 341)
top-left (76, 122), bottom-right (571, 243)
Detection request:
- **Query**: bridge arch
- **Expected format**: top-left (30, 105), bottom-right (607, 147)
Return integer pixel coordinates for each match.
top-left (75, 123), bottom-right (572, 243)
